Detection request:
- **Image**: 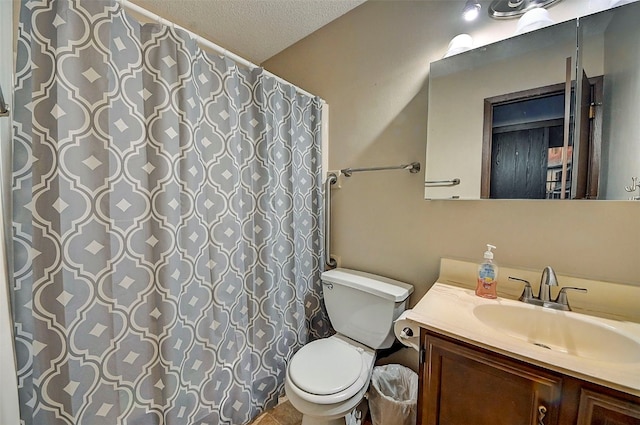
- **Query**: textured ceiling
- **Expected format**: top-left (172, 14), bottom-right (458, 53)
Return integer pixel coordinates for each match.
top-left (130, 0), bottom-right (368, 64)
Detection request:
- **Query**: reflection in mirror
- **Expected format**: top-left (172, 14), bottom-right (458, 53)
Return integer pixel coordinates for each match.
top-left (425, 20), bottom-right (577, 199)
top-left (482, 68), bottom-right (605, 199)
top-left (424, 2), bottom-right (640, 200)
top-left (578, 1), bottom-right (640, 200)
top-left (482, 82), bottom-right (575, 199)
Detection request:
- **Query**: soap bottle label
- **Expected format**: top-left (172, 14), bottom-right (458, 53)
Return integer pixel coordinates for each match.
top-left (479, 264), bottom-right (495, 288)
top-left (476, 263), bottom-right (497, 299)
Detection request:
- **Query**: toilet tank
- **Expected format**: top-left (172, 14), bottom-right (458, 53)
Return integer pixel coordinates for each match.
top-left (321, 268), bottom-right (414, 349)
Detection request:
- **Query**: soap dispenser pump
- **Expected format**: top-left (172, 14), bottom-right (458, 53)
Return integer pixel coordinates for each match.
top-left (476, 244), bottom-right (498, 299)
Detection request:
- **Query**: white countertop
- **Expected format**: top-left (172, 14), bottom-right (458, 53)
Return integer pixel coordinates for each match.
top-left (405, 282), bottom-right (640, 397)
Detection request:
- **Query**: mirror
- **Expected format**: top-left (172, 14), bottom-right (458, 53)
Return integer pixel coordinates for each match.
top-left (578, 3), bottom-right (640, 200)
top-left (424, 2), bottom-right (640, 200)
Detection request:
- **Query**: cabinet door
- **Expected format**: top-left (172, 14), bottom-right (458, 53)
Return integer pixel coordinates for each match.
top-left (419, 331), bottom-right (563, 425)
top-left (577, 389), bottom-right (640, 425)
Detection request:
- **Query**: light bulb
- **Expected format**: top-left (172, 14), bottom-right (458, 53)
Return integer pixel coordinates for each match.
top-left (462, 0), bottom-right (482, 21)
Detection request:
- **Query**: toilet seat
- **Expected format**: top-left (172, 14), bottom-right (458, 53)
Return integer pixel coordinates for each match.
top-left (288, 338), bottom-right (363, 395)
top-left (286, 335), bottom-right (375, 406)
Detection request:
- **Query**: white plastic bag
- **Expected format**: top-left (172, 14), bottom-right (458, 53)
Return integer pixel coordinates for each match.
top-left (369, 364), bottom-right (418, 425)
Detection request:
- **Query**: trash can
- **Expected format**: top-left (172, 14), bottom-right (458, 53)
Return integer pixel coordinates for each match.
top-left (368, 364), bottom-right (418, 425)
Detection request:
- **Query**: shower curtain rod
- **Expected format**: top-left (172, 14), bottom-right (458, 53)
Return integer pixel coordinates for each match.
top-left (116, 0), bottom-right (324, 103)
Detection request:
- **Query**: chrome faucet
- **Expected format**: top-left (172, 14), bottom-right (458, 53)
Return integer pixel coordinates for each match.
top-left (538, 266), bottom-right (558, 303)
top-left (509, 266), bottom-right (587, 311)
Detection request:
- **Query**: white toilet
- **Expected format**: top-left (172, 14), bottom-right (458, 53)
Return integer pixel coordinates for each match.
top-left (284, 268), bottom-right (414, 425)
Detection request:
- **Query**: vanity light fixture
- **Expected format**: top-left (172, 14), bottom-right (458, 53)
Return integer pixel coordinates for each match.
top-left (488, 0), bottom-right (564, 19)
top-left (462, 0), bottom-right (482, 21)
top-left (444, 34), bottom-right (474, 57)
top-left (515, 7), bottom-right (555, 34)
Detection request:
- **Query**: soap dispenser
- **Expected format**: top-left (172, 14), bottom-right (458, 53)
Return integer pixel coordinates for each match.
top-left (476, 244), bottom-right (498, 299)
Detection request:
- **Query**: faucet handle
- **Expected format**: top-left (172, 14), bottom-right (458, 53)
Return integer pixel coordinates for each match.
top-left (509, 277), bottom-right (533, 302)
top-left (555, 287), bottom-right (588, 310)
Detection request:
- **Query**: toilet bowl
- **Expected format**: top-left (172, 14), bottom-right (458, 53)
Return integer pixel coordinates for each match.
top-left (285, 335), bottom-right (375, 425)
top-left (284, 268), bottom-right (413, 425)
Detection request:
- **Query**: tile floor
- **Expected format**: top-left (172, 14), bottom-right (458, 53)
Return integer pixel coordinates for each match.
top-left (249, 400), bottom-right (302, 425)
top-left (250, 399), bottom-right (373, 425)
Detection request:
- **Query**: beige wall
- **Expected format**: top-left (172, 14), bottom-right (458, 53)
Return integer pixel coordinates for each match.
top-left (264, 0), bottom-right (640, 307)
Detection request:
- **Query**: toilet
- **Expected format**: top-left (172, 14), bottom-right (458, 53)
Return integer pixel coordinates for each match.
top-left (284, 268), bottom-right (414, 425)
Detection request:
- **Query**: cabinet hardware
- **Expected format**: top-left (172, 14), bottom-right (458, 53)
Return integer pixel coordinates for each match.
top-left (425, 178), bottom-right (460, 187)
top-left (537, 405), bottom-right (547, 425)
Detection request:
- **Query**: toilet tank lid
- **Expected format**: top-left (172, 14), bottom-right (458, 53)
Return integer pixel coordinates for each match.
top-left (321, 268), bottom-right (414, 302)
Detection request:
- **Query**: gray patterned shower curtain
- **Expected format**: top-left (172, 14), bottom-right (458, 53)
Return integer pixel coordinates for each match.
top-left (11, 1), bottom-right (329, 424)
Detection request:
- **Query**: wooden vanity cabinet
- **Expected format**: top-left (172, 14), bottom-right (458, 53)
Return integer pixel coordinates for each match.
top-left (576, 389), bottom-right (640, 425)
top-left (419, 330), bottom-right (563, 425)
top-left (418, 330), bottom-right (640, 425)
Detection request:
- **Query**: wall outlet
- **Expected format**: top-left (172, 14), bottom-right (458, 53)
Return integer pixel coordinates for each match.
top-left (327, 170), bottom-right (342, 189)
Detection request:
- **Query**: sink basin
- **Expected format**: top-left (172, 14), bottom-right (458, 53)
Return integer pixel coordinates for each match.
top-left (407, 282), bottom-right (640, 393)
top-left (473, 304), bottom-right (640, 363)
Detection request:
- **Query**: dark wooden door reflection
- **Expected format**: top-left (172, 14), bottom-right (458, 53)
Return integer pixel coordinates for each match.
top-left (491, 127), bottom-right (548, 199)
top-left (482, 77), bottom-right (602, 200)
top-left (490, 124), bottom-right (566, 199)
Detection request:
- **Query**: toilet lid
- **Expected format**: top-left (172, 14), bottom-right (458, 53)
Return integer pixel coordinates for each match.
top-left (289, 338), bottom-right (363, 396)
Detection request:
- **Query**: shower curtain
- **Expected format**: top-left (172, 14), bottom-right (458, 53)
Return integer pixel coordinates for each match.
top-left (11, 1), bottom-right (329, 424)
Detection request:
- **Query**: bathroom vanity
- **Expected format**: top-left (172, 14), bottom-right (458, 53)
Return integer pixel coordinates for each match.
top-left (420, 330), bottom-right (639, 425)
top-left (401, 259), bottom-right (640, 425)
